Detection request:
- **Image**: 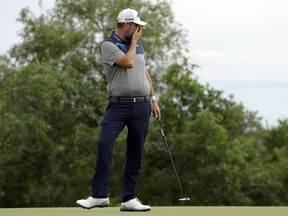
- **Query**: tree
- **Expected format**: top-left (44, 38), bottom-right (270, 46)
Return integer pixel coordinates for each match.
top-left (1, 0), bottom-right (286, 207)
top-left (141, 61), bottom-right (264, 205)
top-left (259, 120), bottom-right (288, 205)
top-left (0, 0), bottom-right (187, 207)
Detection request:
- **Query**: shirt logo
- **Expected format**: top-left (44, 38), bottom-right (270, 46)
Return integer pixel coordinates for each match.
top-left (116, 43), bottom-right (125, 47)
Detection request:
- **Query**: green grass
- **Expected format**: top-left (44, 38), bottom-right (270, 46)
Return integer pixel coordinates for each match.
top-left (0, 207), bottom-right (287, 216)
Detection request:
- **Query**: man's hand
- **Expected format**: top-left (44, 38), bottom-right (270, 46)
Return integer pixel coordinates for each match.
top-left (132, 27), bottom-right (142, 42)
top-left (151, 100), bottom-right (161, 119)
top-left (116, 27), bottom-right (141, 68)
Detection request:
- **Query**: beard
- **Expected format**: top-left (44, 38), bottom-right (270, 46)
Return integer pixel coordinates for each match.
top-left (124, 29), bottom-right (135, 41)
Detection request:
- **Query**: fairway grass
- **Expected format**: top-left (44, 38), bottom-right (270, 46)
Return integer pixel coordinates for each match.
top-left (0, 207), bottom-right (287, 216)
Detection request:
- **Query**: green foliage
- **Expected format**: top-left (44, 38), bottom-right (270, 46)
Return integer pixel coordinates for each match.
top-left (1, 0), bottom-right (288, 207)
top-left (0, 59), bottom-right (106, 206)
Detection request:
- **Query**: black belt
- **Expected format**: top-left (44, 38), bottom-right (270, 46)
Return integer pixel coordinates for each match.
top-left (109, 96), bottom-right (150, 103)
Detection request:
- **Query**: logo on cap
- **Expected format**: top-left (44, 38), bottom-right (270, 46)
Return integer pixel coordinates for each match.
top-left (116, 8), bottom-right (147, 26)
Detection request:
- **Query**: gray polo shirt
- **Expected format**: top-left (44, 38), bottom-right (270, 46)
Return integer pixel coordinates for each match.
top-left (100, 32), bottom-right (150, 97)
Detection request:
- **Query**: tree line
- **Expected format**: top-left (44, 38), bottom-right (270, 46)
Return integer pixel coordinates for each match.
top-left (1, 0), bottom-right (288, 207)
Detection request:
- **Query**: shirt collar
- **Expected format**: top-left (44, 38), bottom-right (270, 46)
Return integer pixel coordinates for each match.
top-left (111, 31), bottom-right (131, 44)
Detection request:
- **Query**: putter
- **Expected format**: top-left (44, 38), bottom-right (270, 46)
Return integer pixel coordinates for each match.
top-left (156, 117), bottom-right (190, 201)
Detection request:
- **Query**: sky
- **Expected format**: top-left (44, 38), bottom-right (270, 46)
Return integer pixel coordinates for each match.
top-left (1, 0), bottom-right (287, 127)
top-left (171, 0), bottom-right (288, 128)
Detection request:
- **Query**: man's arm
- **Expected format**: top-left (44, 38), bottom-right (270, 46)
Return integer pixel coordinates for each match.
top-left (116, 28), bottom-right (142, 68)
top-left (146, 70), bottom-right (161, 118)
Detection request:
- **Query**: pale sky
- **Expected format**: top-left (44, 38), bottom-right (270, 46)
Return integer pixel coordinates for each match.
top-left (1, 0), bottom-right (287, 127)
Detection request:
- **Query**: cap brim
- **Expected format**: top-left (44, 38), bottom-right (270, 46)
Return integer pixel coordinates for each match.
top-left (134, 20), bottom-right (147, 26)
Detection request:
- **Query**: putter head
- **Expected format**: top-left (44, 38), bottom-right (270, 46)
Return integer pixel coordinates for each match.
top-left (179, 197), bottom-right (190, 201)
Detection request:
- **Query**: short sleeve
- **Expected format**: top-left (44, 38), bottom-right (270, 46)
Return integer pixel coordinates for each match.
top-left (100, 41), bottom-right (124, 66)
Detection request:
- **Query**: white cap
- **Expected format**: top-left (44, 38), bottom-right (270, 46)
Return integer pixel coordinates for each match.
top-left (116, 8), bottom-right (147, 26)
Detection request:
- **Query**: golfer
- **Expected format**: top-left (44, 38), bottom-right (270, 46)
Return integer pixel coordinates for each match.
top-left (76, 8), bottom-right (160, 211)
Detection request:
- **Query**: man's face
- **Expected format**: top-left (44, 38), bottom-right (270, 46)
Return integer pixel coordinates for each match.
top-left (124, 23), bottom-right (139, 40)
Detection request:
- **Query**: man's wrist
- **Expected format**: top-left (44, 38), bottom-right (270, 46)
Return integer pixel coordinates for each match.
top-left (151, 95), bottom-right (156, 102)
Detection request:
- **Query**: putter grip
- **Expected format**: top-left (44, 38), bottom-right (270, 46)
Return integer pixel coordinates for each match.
top-left (160, 128), bottom-right (165, 137)
top-left (157, 118), bottom-right (165, 137)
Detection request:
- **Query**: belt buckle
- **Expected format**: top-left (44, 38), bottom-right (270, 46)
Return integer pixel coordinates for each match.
top-left (132, 97), bottom-right (142, 102)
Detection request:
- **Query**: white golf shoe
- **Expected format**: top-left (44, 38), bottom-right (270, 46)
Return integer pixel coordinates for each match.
top-left (120, 198), bottom-right (151, 211)
top-left (76, 196), bottom-right (110, 209)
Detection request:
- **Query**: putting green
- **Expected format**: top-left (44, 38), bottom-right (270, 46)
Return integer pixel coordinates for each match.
top-left (0, 207), bottom-right (287, 216)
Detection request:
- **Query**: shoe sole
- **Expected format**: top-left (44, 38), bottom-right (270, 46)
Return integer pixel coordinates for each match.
top-left (76, 203), bottom-right (109, 210)
top-left (120, 209), bottom-right (151, 212)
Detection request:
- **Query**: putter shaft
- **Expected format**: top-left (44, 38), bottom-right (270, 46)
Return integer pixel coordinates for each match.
top-left (156, 118), bottom-right (184, 198)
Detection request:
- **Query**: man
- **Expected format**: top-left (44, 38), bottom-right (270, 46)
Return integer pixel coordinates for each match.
top-left (76, 8), bottom-right (160, 212)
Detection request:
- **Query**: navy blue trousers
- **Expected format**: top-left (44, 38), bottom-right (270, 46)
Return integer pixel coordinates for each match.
top-left (91, 100), bottom-right (151, 202)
